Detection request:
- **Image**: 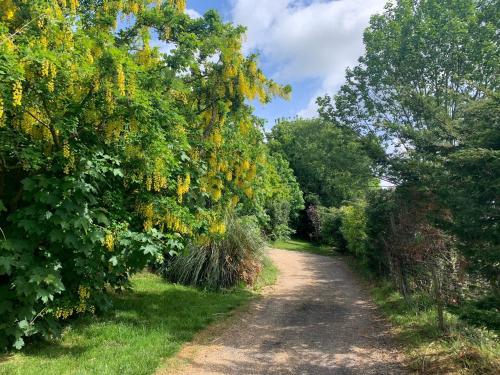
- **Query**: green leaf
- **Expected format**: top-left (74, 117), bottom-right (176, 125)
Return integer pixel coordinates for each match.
top-left (13, 337), bottom-right (25, 350)
top-left (109, 256), bottom-right (118, 266)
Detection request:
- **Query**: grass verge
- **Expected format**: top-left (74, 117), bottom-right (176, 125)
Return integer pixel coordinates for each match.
top-left (271, 238), bottom-right (334, 257)
top-left (0, 258), bottom-right (277, 375)
top-left (347, 259), bottom-right (500, 374)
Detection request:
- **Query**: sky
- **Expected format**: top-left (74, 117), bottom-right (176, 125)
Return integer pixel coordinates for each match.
top-left (184, 0), bottom-right (388, 129)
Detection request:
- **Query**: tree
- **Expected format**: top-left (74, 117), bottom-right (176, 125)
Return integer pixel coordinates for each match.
top-left (320, 0), bottom-right (499, 324)
top-left (267, 118), bottom-right (381, 207)
top-left (0, 0), bottom-right (293, 349)
top-left (320, 0), bottom-right (500, 328)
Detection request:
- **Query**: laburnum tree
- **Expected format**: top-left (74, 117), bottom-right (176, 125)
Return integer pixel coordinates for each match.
top-left (0, 0), bottom-right (293, 350)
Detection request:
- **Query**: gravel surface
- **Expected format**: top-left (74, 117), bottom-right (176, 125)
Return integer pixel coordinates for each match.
top-left (166, 248), bottom-right (406, 375)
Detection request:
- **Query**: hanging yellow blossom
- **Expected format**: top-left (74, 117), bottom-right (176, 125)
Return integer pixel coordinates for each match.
top-left (50, 62), bottom-right (57, 78)
top-left (104, 232), bottom-right (114, 251)
top-left (212, 188), bottom-right (222, 201)
top-left (47, 79), bottom-right (55, 93)
top-left (211, 128), bottom-right (222, 147)
top-left (0, 97), bottom-right (4, 125)
top-left (244, 186), bottom-right (253, 198)
top-left (177, 174), bottom-right (191, 203)
top-left (242, 159), bottom-right (250, 171)
top-left (231, 195), bottom-right (240, 207)
top-left (41, 60), bottom-right (50, 77)
top-left (70, 0), bottom-right (79, 13)
top-left (116, 64), bottom-right (126, 96)
top-left (130, 3), bottom-right (140, 14)
top-left (142, 203), bottom-right (154, 231)
top-left (12, 81), bottom-right (22, 106)
top-left (78, 285), bottom-right (90, 300)
top-left (169, 0), bottom-right (186, 12)
top-left (146, 176), bottom-right (153, 191)
top-left (209, 221), bottom-right (226, 235)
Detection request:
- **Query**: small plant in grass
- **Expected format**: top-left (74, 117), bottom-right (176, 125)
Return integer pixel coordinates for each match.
top-left (167, 214), bottom-right (265, 290)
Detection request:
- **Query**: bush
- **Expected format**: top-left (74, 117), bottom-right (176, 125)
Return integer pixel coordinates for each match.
top-left (167, 215), bottom-right (265, 290)
top-left (317, 206), bottom-right (346, 250)
top-left (339, 200), bottom-right (368, 257)
top-left (0, 171), bottom-right (166, 351)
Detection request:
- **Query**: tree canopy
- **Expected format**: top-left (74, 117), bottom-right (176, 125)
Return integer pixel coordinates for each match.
top-left (0, 0), bottom-right (299, 350)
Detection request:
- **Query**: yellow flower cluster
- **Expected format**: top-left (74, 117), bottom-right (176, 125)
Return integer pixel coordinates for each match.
top-left (152, 173), bottom-right (168, 192)
top-left (239, 120), bottom-right (252, 135)
top-left (1, 0), bottom-right (15, 21)
top-left (200, 174), bottom-right (224, 201)
top-left (164, 214), bottom-right (190, 234)
top-left (105, 83), bottom-right (115, 111)
top-left (105, 120), bottom-right (123, 141)
top-left (117, 64), bottom-right (126, 96)
top-left (0, 97), bottom-right (4, 126)
top-left (209, 128), bottom-right (223, 147)
top-left (76, 285), bottom-right (94, 315)
top-left (209, 221), bottom-right (226, 235)
top-left (54, 307), bottom-right (74, 320)
top-left (242, 159), bottom-right (250, 171)
top-left (17, 109), bottom-right (52, 145)
top-left (244, 186), bottom-right (254, 198)
top-left (145, 159), bottom-right (168, 192)
top-left (170, 89), bottom-right (187, 104)
top-left (169, 0), bottom-right (186, 12)
top-left (62, 142), bottom-right (75, 174)
top-left (247, 164), bottom-right (257, 181)
top-left (104, 232), bottom-right (114, 251)
top-left (12, 81), bottom-right (22, 106)
top-left (42, 60), bottom-right (50, 77)
top-left (78, 285), bottom-right (90, 300)
top-left (47, 80), bottom-right (55, 93)
top-left (177, 174), bottom-right (191, 203)
top-left (70, 0), bottom-right (79, 13)
top-left (140, 203), bottom-right (154, 231)
top-left (53, 287), bottom-right (92, 319)
top-left (231, 195), bottom-right (240, 207)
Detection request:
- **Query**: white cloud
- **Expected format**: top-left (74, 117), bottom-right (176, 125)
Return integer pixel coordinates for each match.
top-left (186, 8), bottom-right (202, 19)
top-left (231, 0), bottom-right (387, 117)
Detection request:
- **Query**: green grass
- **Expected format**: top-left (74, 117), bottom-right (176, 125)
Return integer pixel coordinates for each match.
top-left (0, 261), bottom-right (277, 375)
top-left (347, 259), bottom-right (500, 374)
top-left (253, 255), bottom-right (279, 291)
top-left (272, 238), bottom-right (334, 257)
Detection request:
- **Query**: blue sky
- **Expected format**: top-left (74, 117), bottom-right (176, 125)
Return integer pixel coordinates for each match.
top-left (184, 0), bottom-right (387, 129)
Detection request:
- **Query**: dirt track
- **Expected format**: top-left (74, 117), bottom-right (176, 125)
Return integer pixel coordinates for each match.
top-left (164, 248), bottom-right (406, 374)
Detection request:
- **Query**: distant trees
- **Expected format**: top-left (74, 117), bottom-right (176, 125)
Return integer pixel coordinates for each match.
top-left (267, 118), bottom-right (381, 206)
top-left (323, 0), bottom-right (499, 290)
top-left (272, 0), bottom-right (499, 333)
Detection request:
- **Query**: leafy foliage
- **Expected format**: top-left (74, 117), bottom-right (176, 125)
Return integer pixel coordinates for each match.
top-left (320, 0), bottom-right (499, 289)
top-left (0, 0), bottom-right (297, 350)
top-left (268, 118), bottom-right (381, 207)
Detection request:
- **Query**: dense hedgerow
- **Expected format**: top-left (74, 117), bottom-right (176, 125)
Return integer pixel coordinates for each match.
top-left (0, 0), bottom-right (301, 350)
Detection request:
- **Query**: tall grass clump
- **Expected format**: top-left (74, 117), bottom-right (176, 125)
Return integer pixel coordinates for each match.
top-left (167, 215), bottom-right (265, 290)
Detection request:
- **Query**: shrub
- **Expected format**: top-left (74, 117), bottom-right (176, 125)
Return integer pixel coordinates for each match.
top-left (339, 200), bottom-right (368, 257)
top-left (167, 215), bottom-right (265, 290)
top-left (0, 171), bottom-right (166, 351)
top-left (317, 206), bottom-right (346, 251)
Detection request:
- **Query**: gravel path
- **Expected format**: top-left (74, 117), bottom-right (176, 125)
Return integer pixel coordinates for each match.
top-left (166, 248), bottom-right (406, 374)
